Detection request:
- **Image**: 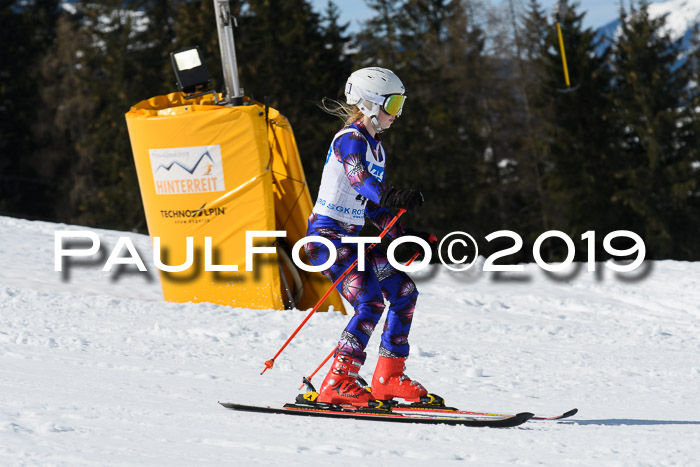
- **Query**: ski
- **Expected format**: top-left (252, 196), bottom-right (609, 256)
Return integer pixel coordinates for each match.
top-left (392, 404), bottom-right (578, 421)
top-left (295, 379), bottom-right (574, 422)
top-left (327, 388), bottom-right (576, 421)
top-left (219, 402), bottom-right (533, 428)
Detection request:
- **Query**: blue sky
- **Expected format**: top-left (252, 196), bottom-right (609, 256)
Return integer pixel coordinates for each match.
top-left (310, 1), bottom-right (622, 31)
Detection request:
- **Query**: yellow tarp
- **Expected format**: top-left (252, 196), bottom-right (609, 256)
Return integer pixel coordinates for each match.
top-left (125, 92), bottom-right (344, 312)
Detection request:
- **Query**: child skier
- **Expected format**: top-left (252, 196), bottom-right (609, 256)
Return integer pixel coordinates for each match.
top-left (305, 67), bottom-right (437, 406)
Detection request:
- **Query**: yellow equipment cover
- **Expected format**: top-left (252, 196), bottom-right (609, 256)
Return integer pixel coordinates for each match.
top-left (125, 92), bottom-right (344, 312)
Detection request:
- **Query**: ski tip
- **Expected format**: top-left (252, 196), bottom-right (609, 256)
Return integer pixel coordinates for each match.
top-left (531, 408), bottom-right (578, 420)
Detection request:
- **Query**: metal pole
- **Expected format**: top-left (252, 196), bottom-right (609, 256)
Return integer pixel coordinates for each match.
top-left (213, 0), bottom-right (244, 105)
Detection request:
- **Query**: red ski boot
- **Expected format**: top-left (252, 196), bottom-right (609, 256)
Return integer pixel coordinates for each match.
top-left (371, 356), bottom-right (428, 402)
top-left (317, 354), bottom-right (376, 406)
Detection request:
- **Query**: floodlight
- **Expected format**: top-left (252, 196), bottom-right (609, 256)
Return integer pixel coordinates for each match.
top-left (170, 46), bottom-right (211, 94)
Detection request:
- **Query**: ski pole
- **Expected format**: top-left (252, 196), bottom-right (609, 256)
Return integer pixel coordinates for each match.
top-left (298, 250), bottom-right (422, 389)
top-left (261, 208), bottom-right (407, 375)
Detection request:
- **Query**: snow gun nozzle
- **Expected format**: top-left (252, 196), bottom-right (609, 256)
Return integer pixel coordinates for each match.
top-left (261, 359), bottom-right (275, 375)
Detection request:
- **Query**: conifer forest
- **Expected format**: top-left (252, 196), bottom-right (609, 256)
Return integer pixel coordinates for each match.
top-left (2, 0), bottom-right (699, 261)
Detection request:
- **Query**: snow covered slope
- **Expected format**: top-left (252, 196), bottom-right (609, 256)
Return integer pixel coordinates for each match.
top-left (1, 216), bottom-right (699, 466)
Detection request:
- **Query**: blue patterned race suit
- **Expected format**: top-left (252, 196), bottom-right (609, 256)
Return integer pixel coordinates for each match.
top-left (305, 121), bottom-right (419, 364)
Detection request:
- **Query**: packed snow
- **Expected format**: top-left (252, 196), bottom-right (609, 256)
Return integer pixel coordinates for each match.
top-left (1, 215), bottom-right (699, 466)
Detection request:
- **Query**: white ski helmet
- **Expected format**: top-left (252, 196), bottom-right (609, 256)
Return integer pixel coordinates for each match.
top-left (344, 67), bottom-right (406, 132)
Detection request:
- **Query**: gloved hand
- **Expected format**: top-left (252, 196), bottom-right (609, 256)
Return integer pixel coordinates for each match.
top-left (402, 227), bottom-right (439, 262)
top-left (380, 186), bottom-right (424, 210)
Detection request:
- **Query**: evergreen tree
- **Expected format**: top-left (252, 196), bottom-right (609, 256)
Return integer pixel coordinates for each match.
top-left (668, 24), bottom-right (700, 258)
top-left (483, 0), bottom-right (553, 258)
top-left (35, 1), bottom-right (173, 230)
top-left (529, 1), bottom-right (616, 260)
top-left (33, 8), bottom-right (93, 223)
top-left (0, 0), bottom-right (61, 220)
top-left (303, 0), bottom-right (353, 191)
top-left (228, 0), bottom-right (351, 196)
top-left (8, 0), bottom-right (696, 260)
top-left (356, 0), bottom-right (490, 240)
top-left (136, 0), bottom-right (179, 95)
top-left (18, 0), bottom-right (351, 231)
top-left (608, 0), bottom-right (698, 258)
top-left (317, 1), bottom-right (354, 105)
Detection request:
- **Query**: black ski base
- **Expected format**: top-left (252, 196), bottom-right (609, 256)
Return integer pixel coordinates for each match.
top-left (219, 402), bottom-right (533, 428)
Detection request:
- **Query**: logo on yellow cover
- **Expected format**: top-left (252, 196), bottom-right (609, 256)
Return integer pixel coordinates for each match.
top-left (149, 145), bottom-right (225, 195)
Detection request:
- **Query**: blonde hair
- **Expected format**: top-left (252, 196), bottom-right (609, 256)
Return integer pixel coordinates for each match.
top-left (318, 97), bottom-right (365, 128)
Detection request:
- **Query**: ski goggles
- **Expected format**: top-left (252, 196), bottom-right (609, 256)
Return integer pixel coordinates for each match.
top-left (381, 94), bottom-right (406, 116)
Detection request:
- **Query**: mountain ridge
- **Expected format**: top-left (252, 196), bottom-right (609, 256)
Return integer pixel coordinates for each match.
top-left (593, 0), bottom-right (700, 57)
